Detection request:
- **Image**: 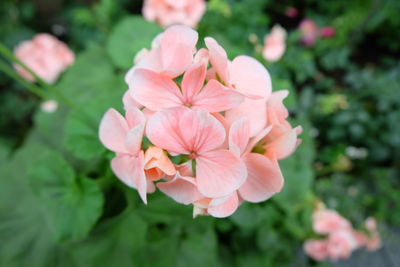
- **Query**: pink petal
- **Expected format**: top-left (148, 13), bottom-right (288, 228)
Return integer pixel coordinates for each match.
top-left (181, 61), bottom-right (207, 103)
top-left (132, 151), bottom-right (148, 204)
top-left (208, 192), bottom-right (239, 218)
top-left (146, 107), bottom-right (190, 154)
top-left (264, 128), bottom-right (298, 160)
top-left (238, 153), bottom-right (284, 202)
top-left (144, 146), bottom-right (176, 176)
top-left (125, 124), bottom-right (144, 156)
top-left (192, 79), bottom-right (244, 112)
top-left (229, 117), bottom-right (250, 157)
top-left (111, 155), bottom-right (136, 188)
top-left (178, 108), bottom-right (226, 152)
top-left (229, 55), bottom-right (271, 99)
top-left (204, 37), bottom-right (229, 82)
top-left (245, 125), bottom-right (272, 155)
top-left (267, 90), bottom-right (289, 120)
top-left (129, 68), bottom-right (183, 111)
top-left (157, 172), bottom-right (203, 204)
top-left (99, 108), bottom-right (129, 153)
top-left (125, 107), bottom-right (145, 128)
top-left (196, 150), bottom-right (247, 198)
top-left (123, 90), bottom-right (143, 110)
top-left (159, 25), bottom-right (198, 77)
top-left (225, 98), bottom-right (267, 137)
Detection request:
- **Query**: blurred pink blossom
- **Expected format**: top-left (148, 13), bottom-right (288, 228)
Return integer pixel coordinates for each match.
top-left (285, 7), bottom-right (299, 18)
top-left (299, 19), bottom-right (319, 46)
top-left (262, 25), bottom-right (287, 62)
top-left (14, 33), bottom-right (74, 84)
top-left (142, 0), bottom-right (206, 28)
top-left (303, 239), bottom-right (329, 261)
top-left (320, 27), bottom-right (336, 38)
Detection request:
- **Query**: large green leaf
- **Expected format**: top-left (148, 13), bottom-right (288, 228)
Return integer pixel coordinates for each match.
top-left (28, 150), bottom-right (104, 242)
top-left (0, 144), bottom-right (77, 267)
top-left (71, 209), bottom-right (147, 267)
top-left (107, 15), bottom-right (162, 69)
top-left (56, 45), bottom-right (116, 105)
top-left (63, 76), bottom-right (125, 160)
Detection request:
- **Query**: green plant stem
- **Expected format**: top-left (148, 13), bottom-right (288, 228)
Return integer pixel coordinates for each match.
top-left (0, 60), bottom-right (47, 99)
top-left (0, 43), bottom-right (74, 108)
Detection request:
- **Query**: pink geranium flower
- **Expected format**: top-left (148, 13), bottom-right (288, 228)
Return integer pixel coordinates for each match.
top-left (129, 54), bottom-right (244, 112)
top-left (229, 118), bottom-right (284, 202)
top-left (146, 107), bottom-right (247, 198)
top-left (304, 204), bottom-right (382, 261)
top-left (262, 24), bottom-right (287, 62)
top-left (100, 24), bottom-right (301, 218)
top-left (14, 33), bottom-right (74, 83)
top-left (143, 0), bottom-right (206, 28)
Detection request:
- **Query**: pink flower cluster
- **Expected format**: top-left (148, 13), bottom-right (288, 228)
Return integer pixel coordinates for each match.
top-left (299, 19), bottom-right (336, 46)
top-left (99, 25), bottom-right (301, 218)
top-left (14, 33), bottom-right (75, 84)
top-left (304, 206), bottom-right (382, 261)
top-left (142, 0), bottom-right (206, 28)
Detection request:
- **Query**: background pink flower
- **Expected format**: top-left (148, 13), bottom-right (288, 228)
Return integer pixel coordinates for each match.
top-left (143, 0), bottom-right (206, 28)
top-left (263, 24), bottom-right (287, 62)
top-left (14, 33), bottom-right (75, 83)
top-left (299, 19), bottom-right (319, 46)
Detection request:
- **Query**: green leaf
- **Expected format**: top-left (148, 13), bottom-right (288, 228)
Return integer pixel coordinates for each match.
top-left (64, 82), bottom-right (124, 159)
top-left (107, 15), bottom-right (162, 69)
top-left (72, 209), bottom-right (147, 267)
top-left (56, 45), bottom-right (116, 105)
top-left (28, 150), bottom-right (104, 242)
top-left (0, 144), bottom-right (77, 267)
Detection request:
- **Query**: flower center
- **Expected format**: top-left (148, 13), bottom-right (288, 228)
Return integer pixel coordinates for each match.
top-left (189, 151), bottom-right (197, 159)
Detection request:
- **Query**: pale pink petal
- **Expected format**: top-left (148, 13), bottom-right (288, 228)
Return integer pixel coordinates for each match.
top-left (146, 107), bottom-right (190, 154)
top-left (181, 61), bottom-right (206, 103)
top-left (204, 37), bottom-right (230, 82)
top-left (268, 90), bottom-right (289, 119)
top-left (264, 127), bottom-right (298, 160)
top-left (125, 107), bottom-right (146, 128)
top-left (196, 150), bottom-right (247, 198)
top-left (192, 79), bottom-right (244, 112)
top-left (159, 25), bottom-right (198, 77)
top-left (99, 108), bottom-right (129, 153)
top-left (178, 108), bottom-right (226, 152)
top-left (229, 117), bottom-right (250, 157)
top-left (225, 98), bottom-right (267, 137)
top-left (111, 155), bottom-right (136, 188)
top-left (229, 55), bottom-right (271, 99)
top-left (123, 91), bottom-right (143, 110)
top-left (157, 173), bottom-right (203, 204)
top-left (125, 124), bottom-right (144, 156)
top-left (132, 151), bottom-right (148, 204)
top-left (208, 192), bottom-right (239, 218)
top-left (129, 68), bottom-right (183, 111)
top-left (238, 153), bottom-right (284, 202)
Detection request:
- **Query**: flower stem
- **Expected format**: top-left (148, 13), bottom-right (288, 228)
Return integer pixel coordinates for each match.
top-left (0, 43), bottom-right (74, 108)
top-left (0, 59), bottom-right (47, 99)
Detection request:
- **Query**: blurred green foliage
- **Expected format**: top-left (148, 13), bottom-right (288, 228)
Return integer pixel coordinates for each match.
top-left (0, 0), bottom-right (399, 266)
